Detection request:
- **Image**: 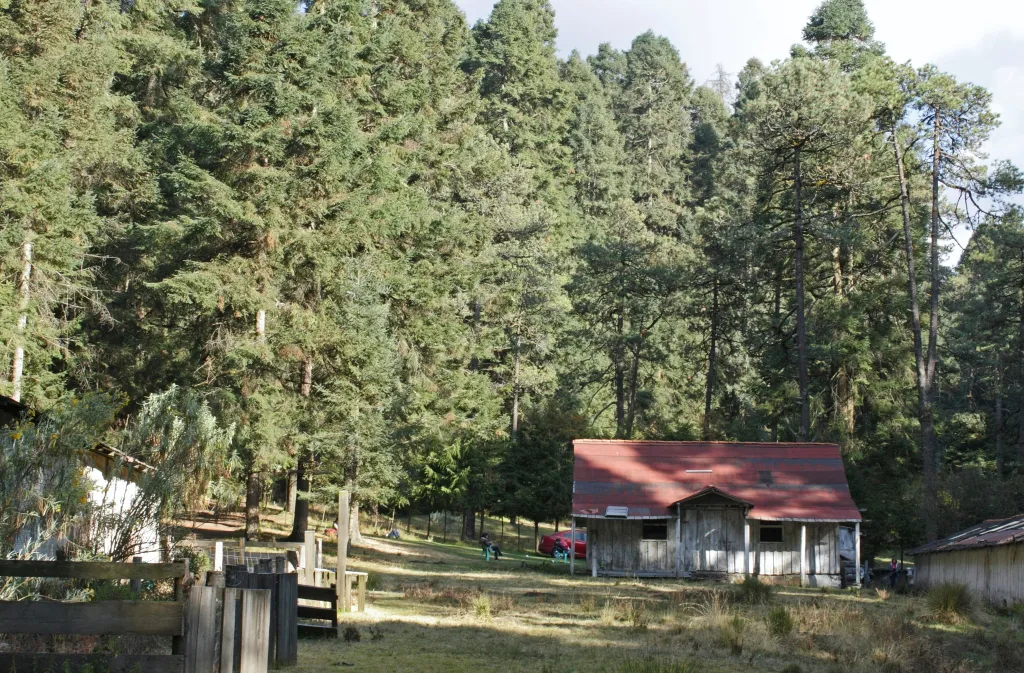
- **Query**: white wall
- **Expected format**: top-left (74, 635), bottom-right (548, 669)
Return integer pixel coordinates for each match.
top-left (85, 465), bottom-right (161, 562)
top-left (915, 544), bottom-right (1024, 607)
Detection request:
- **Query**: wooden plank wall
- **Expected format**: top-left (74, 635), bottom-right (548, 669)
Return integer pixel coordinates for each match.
top-left (682, 507), bottom-right (746, 573)
top-left (748, 521), bottom-right (839, 577)
top-left (915, 543), bottom-right (1024, 607)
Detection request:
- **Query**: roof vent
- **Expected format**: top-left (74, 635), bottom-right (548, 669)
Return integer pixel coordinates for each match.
top-left (605, 506), bottom-right (628, 519)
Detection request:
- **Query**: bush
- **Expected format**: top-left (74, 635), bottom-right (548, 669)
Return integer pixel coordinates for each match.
top-left (627, 601), bottom-right (650, 630)
top-left (766, 605), bottom-right (794, 638)
top-left (173, 545), bottom-right (212, 576)
top-left (365, 572), bottom-right (382, 592)
top-left (90, 581), bottom-right (140, 601)
top-left (735, 576), bottom-right (774, 604)
top-left (473, 593), bottom-right (491, 620)
top-left (925, 583), bottom-right (973, 624)
top-left (720, 615), bottom-right (746, 655)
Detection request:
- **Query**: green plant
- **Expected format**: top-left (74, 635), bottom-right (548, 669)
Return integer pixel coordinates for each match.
top-left (473, 593), bottom-right (491, 619)
top-left (90, 581), bottom-right (140, 602)
top-left (365, 572), bottom-right (382, 592)
top-left (924, 583), bottom-right (973, 624)
top-left (767, 605), bottom-right (794, 637)
top-left (627, 601), bottom-right (650, 629)
top-left (735, 576), bottom-right (774, 604)
top-left (720, 614), bottom-right (746, 655)
top-left (172, 545), bottom-right (212, 575)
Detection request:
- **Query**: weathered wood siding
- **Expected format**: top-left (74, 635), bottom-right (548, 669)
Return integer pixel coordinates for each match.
top-left (590, 519), bottom-right (678, 574)
top-left (681, 507), bottom-right (746, 573)
top-left (915, 544), bottom-right (1024, 607)
top-left (588, 516), bottom-right (841, 580)
top-left (749, 521), bottom-right (840, 577)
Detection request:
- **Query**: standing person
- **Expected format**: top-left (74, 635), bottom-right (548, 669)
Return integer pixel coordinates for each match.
top-left (889, 558), bottom-right (899, 589)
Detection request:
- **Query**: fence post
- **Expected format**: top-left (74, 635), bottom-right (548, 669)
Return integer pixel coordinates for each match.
top-left (215, 541), bottom-right (223, 571)
top-left (337, 490), bottom-right (350, 618)
top-left (238, 538), bottom-right (245, 567)
top-left (275, 573), bottom-right (298, 665)
top-left (303, 531), bottom-right (315, 586)
top-left (221, 588), bottom-right (240, 673)
top-left (185, 585), bottom-right (219, 673)
top-left (130, 556), bottom-right (143, 594)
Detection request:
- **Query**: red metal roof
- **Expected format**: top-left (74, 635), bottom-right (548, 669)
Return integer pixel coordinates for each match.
top-left (573, 440), bottom-right (861, 522)
top-left (910, 514), bottom-right (1024, 555)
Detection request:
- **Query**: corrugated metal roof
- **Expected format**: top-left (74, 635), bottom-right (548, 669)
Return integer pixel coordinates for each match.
top-left (573, 440), bottom-right (861, 522)
top-left (910, 514), bottom-right (1024, 555)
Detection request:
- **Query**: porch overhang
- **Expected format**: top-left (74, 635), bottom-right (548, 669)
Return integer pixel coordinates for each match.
top-left (670, 485), bottom-right (753, 510)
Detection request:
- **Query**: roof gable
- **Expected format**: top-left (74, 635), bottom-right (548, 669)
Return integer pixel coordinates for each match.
top-left (910, 514), bottom-right (1024, 555)
top-left (572, 440), bottom-right (861, 522)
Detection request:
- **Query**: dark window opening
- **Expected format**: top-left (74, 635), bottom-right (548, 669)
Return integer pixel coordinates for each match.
top-left (759, 524), bottom-right (783, 543)
top-left (641, 521), bottom-right (668, 541)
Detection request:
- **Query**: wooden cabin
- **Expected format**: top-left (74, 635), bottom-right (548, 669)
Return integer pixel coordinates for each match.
top-left (911, 514), bottom-right (1024, 607)
top-left (571, 440), bottom-right (862, 586)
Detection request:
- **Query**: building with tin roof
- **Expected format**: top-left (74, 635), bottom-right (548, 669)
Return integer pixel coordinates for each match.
top-left (570, 440), bottom-right (862, 586)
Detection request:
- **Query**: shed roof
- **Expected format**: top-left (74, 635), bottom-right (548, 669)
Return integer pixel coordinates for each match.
top-left (910, 514), bottom-right (1024, 555)
top-left (573, 440), bottom-right (861, 522)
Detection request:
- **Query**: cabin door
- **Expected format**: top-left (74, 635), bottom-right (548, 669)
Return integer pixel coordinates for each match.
top-left (691, 507), bottom-right (745, 573)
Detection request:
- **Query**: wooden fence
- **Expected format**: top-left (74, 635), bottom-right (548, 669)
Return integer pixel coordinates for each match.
top-left (0, 559), bottom-right (188, 673)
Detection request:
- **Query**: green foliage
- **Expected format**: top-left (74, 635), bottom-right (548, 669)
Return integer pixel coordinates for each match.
top-left (614, 658), bottom-right (702, 673)
top-left (735, 576), bottom-right (775, 604)
top-left (172, 545), bottom-right (212, 576)
top-left (925, 583), bottom-right (974, 624)
top-left (766, 605), bottom-right (794, 637)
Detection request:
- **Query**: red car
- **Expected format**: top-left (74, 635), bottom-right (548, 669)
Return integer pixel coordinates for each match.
top-left (538, 530), bottom-right (587, 558)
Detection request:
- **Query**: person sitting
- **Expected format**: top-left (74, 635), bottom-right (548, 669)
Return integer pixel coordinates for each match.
top-left (553, 536), bottom-right (570, 561)
top-left (386, 528), bottom-right (401, 539)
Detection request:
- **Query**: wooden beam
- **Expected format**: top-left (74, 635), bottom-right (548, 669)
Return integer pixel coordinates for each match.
top-left (0, 654), bottom-right (183, 673)
top-left (0, 601), bottom-right (184, 636)
top-left (569, 518), bottom-right (575, 576)
top-left (357, 573), bottom-right (366, 612)
top-left (800, 524), bottom-right (807, 587)
top-left (744, 519), bottom-right (751, 577)
top-left (220, 589), bottom-right (241, 673)
top-left (215, 541), bottom-right (224, 571)
top-left (0, 560), bottom-right (187, 581)
top-left (675, 505), bottom-right (682, 578)
top-left (303, 531), bottom-right (315, 586)
top-left (854, 521), bottom-right (861, 588)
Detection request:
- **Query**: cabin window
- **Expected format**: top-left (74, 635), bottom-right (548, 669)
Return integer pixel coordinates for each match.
top-left (641, 521), bottom-right (668, 540)
top-left (759, 524), bottom-right (783, 543)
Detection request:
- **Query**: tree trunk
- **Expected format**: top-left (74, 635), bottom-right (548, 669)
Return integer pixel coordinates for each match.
top-left (895, 128), bottom-right (936, 539)
top-left (479, 510), bottom-right (485, 538)
top-left (921, 113), bottom-right (943, 542)
top-left (286, 456), bottom-right (309, 541)
top-left (245, 470), bottom-right (261, 539)
top-left (511, 332), bottom-right (521, 440)
top-left (703, 277), bottom-right (720, 440)
top-left (443, 510), bottom-right (448, 542)
top-left (426, 512), bottom-right (432, 539)
top-left (1017, 248), bottom-right (1024, 468)
top-left (286, 358), bottom-right (314, 541)
top-left (625, 337), bottom-right (642, 439)
top-left (287, 470), bottom-right (297, 514)
top-left (833, 242), bottom-right (855, 435)
top-left (533, 521), bottom-right (539, 552)
top-left (615, 314), bottom-right (626, 437)
top-left (350, 496), bottom-right (362, 543)
top-left (11, 241), bottom-right (31, 402)
top-left (463, 508), bottom-right (476, 541)
top-left (995, 377), bottom-right (1004, 475)
top-left (794, 146), bottom-right (810, 441)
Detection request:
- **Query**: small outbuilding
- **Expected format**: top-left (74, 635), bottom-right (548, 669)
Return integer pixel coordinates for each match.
top-left (910, 514), bottom-right (1024, 607)
top-left (571, 440), bottom-right (862, 586)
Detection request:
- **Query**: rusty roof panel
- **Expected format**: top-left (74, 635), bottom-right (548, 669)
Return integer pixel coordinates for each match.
top-left (910, 514), bottom-right (1024, 555)
top-left (572, 440), bottom-right (861, 522)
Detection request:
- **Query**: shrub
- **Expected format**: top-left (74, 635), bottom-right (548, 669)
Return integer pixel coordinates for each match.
top-left (365, 572), bottom-right (382, 592)
top-left (925, 583), bottom-right (973, 624)
top-left (627, 601), bottom-right (650, 630)
top-left (735, 576), bottom-right (774, 604)
top-left (90, 581), bottom-right (140, 601)
top-left (173, 545), bottom-right (212, 576)
top-left (767, 605), bottom-right (794, 638)
top-left (600, 600), bottom-right (618, 625)
top-left (473, 593), bottom-right (491, 620)
top-left (720, 615), bottom-right (746, 655)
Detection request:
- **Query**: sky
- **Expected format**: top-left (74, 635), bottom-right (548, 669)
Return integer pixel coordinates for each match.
top-left (456, 0), bottom-right (1024, 259)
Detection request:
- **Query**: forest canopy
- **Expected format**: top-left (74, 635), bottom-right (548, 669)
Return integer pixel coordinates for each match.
top-left (1, 0), bottom-right (1022, 554)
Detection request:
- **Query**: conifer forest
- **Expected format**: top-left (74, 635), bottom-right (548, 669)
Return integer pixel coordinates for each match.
top-left (2, 0), bottom-right (1024, 558)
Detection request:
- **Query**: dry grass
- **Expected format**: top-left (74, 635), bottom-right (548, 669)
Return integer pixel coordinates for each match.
top-left (291, 536), bottom-right (1016, 673)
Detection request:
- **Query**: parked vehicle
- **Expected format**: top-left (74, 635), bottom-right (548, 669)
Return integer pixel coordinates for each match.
top-left (538, 530), bottom-right (586, 558)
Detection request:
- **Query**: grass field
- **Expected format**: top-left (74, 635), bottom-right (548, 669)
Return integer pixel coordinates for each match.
top-left (288, 535), bottom-right (1024, 673)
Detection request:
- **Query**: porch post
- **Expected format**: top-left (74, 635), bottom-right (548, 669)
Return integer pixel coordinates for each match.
top-left (675, 504), bottom-right (681, 578)
top-left (591, 526), bottom-right (598, 578)
top-left (570, 518), bottom-right (576, 576)
top-left (854, 521), bottom-right (861, 588)
top-left (743, 517), bottom-right (750, 577)
top-left (800, 524), bottom-right (807, 587)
